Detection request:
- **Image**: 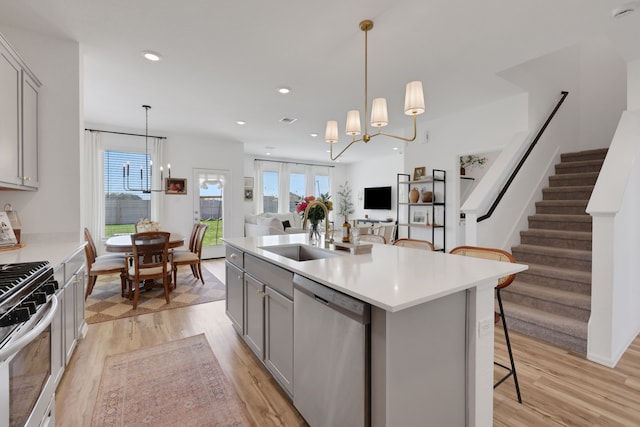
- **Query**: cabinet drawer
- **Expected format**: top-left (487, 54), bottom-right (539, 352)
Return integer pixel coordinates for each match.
top-left (245, 254), bottom-right (293, 298)
top-left (226, 245), bottom-right (244, 269)
top-left (64, 247), bottom-right (86, 283)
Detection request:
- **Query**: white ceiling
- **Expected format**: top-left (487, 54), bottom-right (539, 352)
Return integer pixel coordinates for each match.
top-left (1, 0), bottom-right (639, 164)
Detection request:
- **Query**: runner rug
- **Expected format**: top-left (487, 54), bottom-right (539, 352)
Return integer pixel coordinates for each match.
top-left (91, 334), bottom-right (250, 427)
top-left (85, 268), bottom-right (225, 324)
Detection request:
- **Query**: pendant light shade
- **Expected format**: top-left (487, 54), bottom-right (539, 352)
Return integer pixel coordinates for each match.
top-left (345, 110), bottom-right (362, 135)
top-left (404, 81), bottom-right (425, 115)
top-left (325, 120), bottom-right (339, 143)
top-left (370, 98), bottom-right (389, 127)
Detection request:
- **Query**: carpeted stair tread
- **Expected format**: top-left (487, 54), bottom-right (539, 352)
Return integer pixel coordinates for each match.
top-left (501, 300), bottom-right (588, 341)
top-left (520, 228), bottom-right (592, 241)
top-left (520, 229), bottom-right (592, 250)
top-left (505, 280), bottom-right (592, 311)
top-left (534, 200), bottom-right (588, 215)
top-left (521, 262), bottom-right (592, 285)
top-left (513, 244), bottom-right (591, 270)
top-left (528, 213), bottom-right (592, 232)
top-left (549, 172), bottom-right (599, 187)
top-left (555, 159), bottom-right (604, 175)
top-left (528, 213), bottom-right (592, 223)
top-left (561, 148), bottom-right (608, 163)
top-left (542, 185), bottom-right (594, 200)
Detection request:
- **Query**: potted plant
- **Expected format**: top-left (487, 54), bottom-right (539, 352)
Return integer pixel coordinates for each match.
top-left (459, 155), bottom-right (488, 175)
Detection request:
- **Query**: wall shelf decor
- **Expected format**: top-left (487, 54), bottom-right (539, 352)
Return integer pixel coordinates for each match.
top-left (396, 169), bottom-right (446, 251)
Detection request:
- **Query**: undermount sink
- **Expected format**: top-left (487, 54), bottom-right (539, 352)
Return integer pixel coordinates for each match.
top-left (259, 244), bottom-right (342, 262)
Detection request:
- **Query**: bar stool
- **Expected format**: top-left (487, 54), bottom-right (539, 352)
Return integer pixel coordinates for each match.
top-left (449, 245), bottom-right (522, 403)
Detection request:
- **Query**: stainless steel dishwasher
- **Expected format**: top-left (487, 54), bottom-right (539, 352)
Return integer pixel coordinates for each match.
top-left (293, 274), bottom-right (370, 427)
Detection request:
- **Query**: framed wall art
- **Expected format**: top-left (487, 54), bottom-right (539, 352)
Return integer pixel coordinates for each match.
top-left (413, 166), bottom-right (426, 181)
top-left (165, 178), bottom-right (187, 194)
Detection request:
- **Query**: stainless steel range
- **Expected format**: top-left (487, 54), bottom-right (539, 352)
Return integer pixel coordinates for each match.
top-left (0, 261), bottom-right (59, 427)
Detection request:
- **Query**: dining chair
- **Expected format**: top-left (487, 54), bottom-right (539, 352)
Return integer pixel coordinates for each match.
top-left (449, 245), bottom-right (522, 403)
top-left (172, 224), bottom-right (209, 286)
top-left (359, 234), bottom-right (386, 244)
top-left (84, 227), bottom-right (126, 300)
top-left (392, 238), bottom-right (435, 251)
top-left (126, 231), bottom-right (172, 309)
top-left (83, 239), bottom-right (127, 299)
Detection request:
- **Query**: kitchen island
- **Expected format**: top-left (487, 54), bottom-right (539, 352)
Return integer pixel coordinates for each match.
top-left (224, 234), bottom-right (528, 427)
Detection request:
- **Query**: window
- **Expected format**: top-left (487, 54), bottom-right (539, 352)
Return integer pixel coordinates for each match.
top-left (289, 173), bottom-right (305, 212)
top-left (263, 170), bottom-right (279, 213)
top-left (314, 174), bottom-right (329, 197)
top-left (104, 150), bottom-right (150, 236)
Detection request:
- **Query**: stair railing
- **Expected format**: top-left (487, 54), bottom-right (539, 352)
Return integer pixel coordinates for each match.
top-left (477, 91), bottom-right (569, 222)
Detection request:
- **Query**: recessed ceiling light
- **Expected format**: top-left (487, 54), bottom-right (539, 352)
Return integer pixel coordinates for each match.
top-left (326, 149), bottom-right (331, 153)
top-left (142, 51), bottom-right (162, 61)
top-left (310, 133), bottom-right (318, 137)
top-left (266, 152), bottom-right (272, 156)
top-left (278, 87), bottom-right (291, 94)
top-left (237, 120), bottom-right (246, 125)
top-left (393, 147), bottom-right (399, 150)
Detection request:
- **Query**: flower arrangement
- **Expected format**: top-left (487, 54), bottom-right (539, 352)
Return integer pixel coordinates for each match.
top-left (295, 193), bottom-right (333, 223)
top-left (136, 218), bottom-right (160, 232)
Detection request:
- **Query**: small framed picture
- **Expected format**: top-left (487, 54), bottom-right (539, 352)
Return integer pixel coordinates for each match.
top-left (413, 167), bottom-right (426, 181)
top-left (244, 176), bottom-right (254, 188)
top-left (411, 210), bottom-right (427, 224)
top-left (244, 188), bottom-right (254, 201)
top-left (165, 178), bottom-right (187, 195)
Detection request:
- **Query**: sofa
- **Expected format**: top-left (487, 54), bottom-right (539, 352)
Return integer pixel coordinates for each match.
top-left (244, 212), bottom-right (306, 237)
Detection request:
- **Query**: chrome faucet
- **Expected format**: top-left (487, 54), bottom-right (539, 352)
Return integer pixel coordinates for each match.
top-left (302, 200), bottom-right (331, 241)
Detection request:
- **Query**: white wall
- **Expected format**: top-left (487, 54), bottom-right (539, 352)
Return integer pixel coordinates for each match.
top-left (0, 26), bottom-right (82, 236)
top-left (404, 94), bottom-right (529, 250)
top-left (629, 59), bottom-right (640, 110)
top-left (347, 154), bottom-right (403, 223)
top-left (161, 133), bottom-right (245, 240)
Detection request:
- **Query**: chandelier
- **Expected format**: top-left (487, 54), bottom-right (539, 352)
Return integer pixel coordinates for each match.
top-left (325, 20), bottom-right (425, 161)
top-left (122, 105), bottom-right (169, 193)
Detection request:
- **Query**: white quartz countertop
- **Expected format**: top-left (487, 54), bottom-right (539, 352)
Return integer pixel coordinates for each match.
top-left (0, 233), bottom-right (85, 267)
top-left (224, 234), bottom-right (528, 312)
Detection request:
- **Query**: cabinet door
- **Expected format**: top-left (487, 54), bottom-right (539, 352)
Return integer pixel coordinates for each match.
top-left (225, 262), bottom-right (244, 334)
top-left (74, 271), bottom-right (86, 337)
top-left (50, 289), bottom-right (65, 387)
top-left (63, 277), bottom-right (76, 364)
top-left (264, 286), bottom-right (293, 396)
top-left (244, 274), bottom-right (265, 359)
top-left (21, 72), bottom-right (39, 188)
top-left (0, 45), bottom-right (21, 186)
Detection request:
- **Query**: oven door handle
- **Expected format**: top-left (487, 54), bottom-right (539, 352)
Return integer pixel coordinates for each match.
top-left (0, 294), bottom-right (59, 363)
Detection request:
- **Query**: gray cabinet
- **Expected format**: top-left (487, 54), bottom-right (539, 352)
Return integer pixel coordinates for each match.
top-left (225, 244), bottom-right (294, 397)
top-left (244, 274), bottom-right (265, 358)
top-left (0, 33), bottom-right (40, 190)
top-left (61, 247), bottom-right (86, 364)
top-left (50, 266), bottom-right (65, 387)
top-left (225, 261), bottom-right (244, 334)
top-left (264, 285), bottom-right (293, 395)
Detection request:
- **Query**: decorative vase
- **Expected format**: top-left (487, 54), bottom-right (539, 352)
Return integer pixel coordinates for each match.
top-left (342, 215), bottom-right (351, 243)
top-left (460, 167), bottom-right (466, 176)
top-left (422, 191), bottom-right (433, 203)
top-left (409, 187), bottom-right (420, 203)
top-left (309, 221), bottom-right (321, 245)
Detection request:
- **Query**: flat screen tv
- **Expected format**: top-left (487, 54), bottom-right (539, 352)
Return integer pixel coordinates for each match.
top-left (364, 186), bottom-right (392, 210)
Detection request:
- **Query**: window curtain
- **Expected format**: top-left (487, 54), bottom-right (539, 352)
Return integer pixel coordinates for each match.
top-left (150, 137), bottom-right (163, 220)
top-left (278, 162), bottom-right (290, 214)
top-left (82, 131), bottom-right (105, 247)
top-left (254, 161), bottom-right (264, 214)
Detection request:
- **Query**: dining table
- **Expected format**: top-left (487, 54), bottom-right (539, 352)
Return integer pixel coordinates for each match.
top-left (104, 232), bottom-right (185, 293)
top-left (104, 232), bottom-right (185, 253)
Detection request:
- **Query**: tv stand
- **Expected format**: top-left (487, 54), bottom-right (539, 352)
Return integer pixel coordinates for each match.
top-left (356, 218), bottom-right (394, 225)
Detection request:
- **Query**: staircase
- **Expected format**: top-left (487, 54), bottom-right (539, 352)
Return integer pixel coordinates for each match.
top-left (502, 148), bottom-right (607, 354)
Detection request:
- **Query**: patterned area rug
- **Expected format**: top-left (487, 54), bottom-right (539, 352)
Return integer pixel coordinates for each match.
top-left (91, 334), bottom-right (250, 427)
top-left (86, 267), bottom-right (225, 324)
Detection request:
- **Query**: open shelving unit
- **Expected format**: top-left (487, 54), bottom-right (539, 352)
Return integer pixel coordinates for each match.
top-left (397, 169), bottom-right (446, 251)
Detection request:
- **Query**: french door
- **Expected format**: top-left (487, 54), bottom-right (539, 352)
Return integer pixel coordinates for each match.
top-left (193, 169), bottom-right (229, 259)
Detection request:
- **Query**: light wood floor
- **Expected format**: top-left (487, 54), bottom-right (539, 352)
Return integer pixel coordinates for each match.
top-left (56, 259), bottom-right (640, 426)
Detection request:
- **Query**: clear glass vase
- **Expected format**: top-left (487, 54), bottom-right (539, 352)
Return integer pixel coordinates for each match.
top-left (309, 221), bottom-right (321, 245)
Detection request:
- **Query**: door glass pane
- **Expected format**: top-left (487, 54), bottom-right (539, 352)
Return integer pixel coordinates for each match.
top-left (289, 173), bottom-right (305, 212)
top-left (263, 171), bottom-right (279, 213)
top-left (198, 173), bottom-right (224, 247)
top-left (104, 150), bottom-right (150, 236)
